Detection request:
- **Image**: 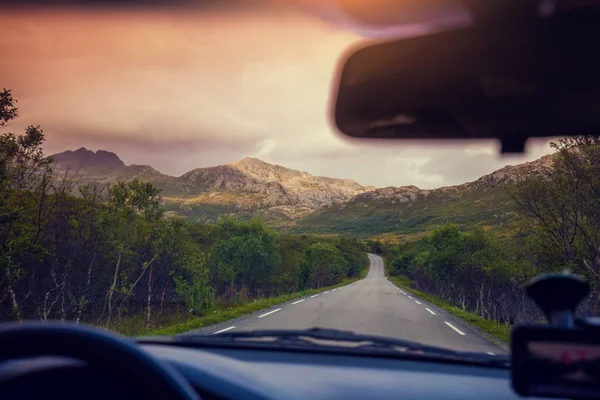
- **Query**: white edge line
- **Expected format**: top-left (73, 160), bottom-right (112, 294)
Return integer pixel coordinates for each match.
top-left (292, 299), bottom-right (305, 305)
top-left (425, 308), bottom-right (436, 315)
top-left (258, 308), bottom-right (282, 318)
top-left (487, 352), bottom-right (495, 355)
top-left (212, 326), bottom-right (236, 335)
top-left (415, 300), bottom-right (422, 305)
top-left (444, 321), bottom-right (466, 335)
top-left (324, 291), bottom-right (330, 294)
top-left (310, 294), bottom-right (319, 298)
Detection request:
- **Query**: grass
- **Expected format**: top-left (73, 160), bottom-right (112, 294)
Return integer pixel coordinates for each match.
top-left (387, 275), bottom-right (512, 344)
top-left (119, 264), bottom-right (370, 337)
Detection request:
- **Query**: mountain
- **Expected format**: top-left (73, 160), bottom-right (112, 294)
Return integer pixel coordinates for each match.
top-left (53, 148), bottom-right (125, 173)
top-left (291, 154), bottom-right (556, 240)
top-left (52, 148), bottom-right (555, 238)
top-left (51, 149), bottom-right (374, 221)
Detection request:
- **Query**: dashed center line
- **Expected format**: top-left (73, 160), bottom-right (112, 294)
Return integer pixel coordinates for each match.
top-left (212, 326), bottom-right (236, 334)
top-left (444, 321), bottom-right (466, 335)
top-left (324, 291), bottom-right (330, 294)
top-left (415, 300), bottom-right (422, 305)
top-left (425, 308), bottom-right (436, 315)
top-left (310, 294), bottom-right (319, 298)
top-left (258, 308), bottom-right (282, 318)
top-left (292, 299), bottom-right (305, 305)
top-left (408, 296), bottom-right (413, 299)
top-left (487, 352), bottom-right (495, 356)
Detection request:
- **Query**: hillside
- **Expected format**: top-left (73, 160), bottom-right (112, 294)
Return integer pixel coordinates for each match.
top-left (291, 155), bottom-right (555, 239)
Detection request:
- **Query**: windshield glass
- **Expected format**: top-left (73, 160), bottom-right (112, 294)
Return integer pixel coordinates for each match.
top-left (1, 1), bottom-right (592, 359)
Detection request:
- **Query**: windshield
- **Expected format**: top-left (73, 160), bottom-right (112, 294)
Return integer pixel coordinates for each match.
top-left (0, 1), bottom-right (594, 359)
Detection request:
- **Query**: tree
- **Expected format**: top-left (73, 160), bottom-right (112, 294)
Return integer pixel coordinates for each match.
top-left (208, 219), bottom-right (280, 300)
top-left (0, 89), bottom-right (18, 127)
top-left (335, 237), bottom-right (368, 278)
top-left (0, 89), bottom-right (55, 320)
top-left (513, 136), bottom-right (600, 312)
top-left (300, 242), bottom-right (347, 289)
top-left (101, 179), bottom-right (164, 328)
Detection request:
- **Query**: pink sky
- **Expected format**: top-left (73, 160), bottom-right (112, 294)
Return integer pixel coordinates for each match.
top-left (0, 3), bottom-right (553, 188)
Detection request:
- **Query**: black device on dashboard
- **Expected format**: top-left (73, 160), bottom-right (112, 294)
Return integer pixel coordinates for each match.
top-left (511, 272), bottom-right (600, 399)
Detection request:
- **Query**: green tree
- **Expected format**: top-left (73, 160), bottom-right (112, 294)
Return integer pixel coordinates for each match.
top-left (513, 136), bottom-right (600, 311)
top-left (0, 91), bottom-right (55, 320)
top-left (300, 242), bottom-right (347, 289)
top-left (209, 219), bottom-right (280, 300)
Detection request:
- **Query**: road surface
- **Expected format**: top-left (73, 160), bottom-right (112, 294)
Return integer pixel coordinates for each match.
top-left (201, 254), bottom-right (505, 354)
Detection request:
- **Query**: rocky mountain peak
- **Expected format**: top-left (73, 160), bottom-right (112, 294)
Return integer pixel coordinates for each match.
top-left (53, 147), bottom-right (125, 172)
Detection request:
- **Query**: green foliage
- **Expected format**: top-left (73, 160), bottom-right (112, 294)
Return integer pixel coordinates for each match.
top-left (512, 135), bottom-right (600, 314)
top-left (0, 89), bottom-right (18, 127)
top-left (300, 242), bottom-right (347, 289)
top-left (209, 220), bottom-right (281, 299)
top-left (385, 224), bottom-right (541, 325)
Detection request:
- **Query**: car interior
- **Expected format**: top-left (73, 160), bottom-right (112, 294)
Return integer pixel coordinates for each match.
top-left (2, 1), bottom-right (600, 399)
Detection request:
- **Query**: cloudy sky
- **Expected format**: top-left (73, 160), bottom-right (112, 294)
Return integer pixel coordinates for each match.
top-left (0, 1), bottom-right (554, 189)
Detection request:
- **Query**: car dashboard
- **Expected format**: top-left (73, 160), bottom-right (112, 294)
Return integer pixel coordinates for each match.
top-left (0, 342), bottom-right (554, 400)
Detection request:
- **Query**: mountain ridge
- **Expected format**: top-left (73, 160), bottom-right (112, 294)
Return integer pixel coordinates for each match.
top-left (51, 148), bottom-right (375, 220)
top-left (51, 148), bottom-right (555, 235)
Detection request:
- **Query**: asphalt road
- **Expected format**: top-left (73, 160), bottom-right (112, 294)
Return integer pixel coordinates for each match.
top-left (202, 254), bottom-right (505, 354)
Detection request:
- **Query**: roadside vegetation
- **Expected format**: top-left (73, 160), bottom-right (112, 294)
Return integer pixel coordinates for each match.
top-left (0, 89), bottom-right (368, 334)
top-left (377, 135), bottom-right (600, 339)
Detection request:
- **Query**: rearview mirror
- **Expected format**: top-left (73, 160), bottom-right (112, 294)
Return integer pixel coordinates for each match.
top-left (332, 8), bottom-right (600, 152)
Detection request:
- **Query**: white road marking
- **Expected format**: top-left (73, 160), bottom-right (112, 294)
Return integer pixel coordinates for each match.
top-left (292, 299), bottom-right (305, 305)
top-left (310, 294), bottom-right (319, 298)
top-left (487, 352), bottom-right (495, 355)
top-left (408, 296), bottom-right (413, 299)
top-left (415, 300), bottom-right (422, 305)
top-left (212, 326), bottom-right (235, 334)
top-left (444, 321), bottom-right (466, 335)
top-left (425, 308), bottom-right (436, 315)
top-left (258, 308), bottom-right (282, 318)
top-left (324, 291), bottom-right (330, 294)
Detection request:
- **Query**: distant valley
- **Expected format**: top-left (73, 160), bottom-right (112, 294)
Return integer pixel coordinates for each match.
top-left (52, 148), bottom-right (554, 239)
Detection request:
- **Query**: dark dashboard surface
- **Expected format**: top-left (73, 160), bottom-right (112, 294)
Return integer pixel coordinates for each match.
top-left (1, 343), bottom-right (553, 400)
top-left (146, 344), bottom-right (545, 400)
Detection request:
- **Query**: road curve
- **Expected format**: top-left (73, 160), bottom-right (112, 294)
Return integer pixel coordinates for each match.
top-left (202, 254), bottom-right (505, 354)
